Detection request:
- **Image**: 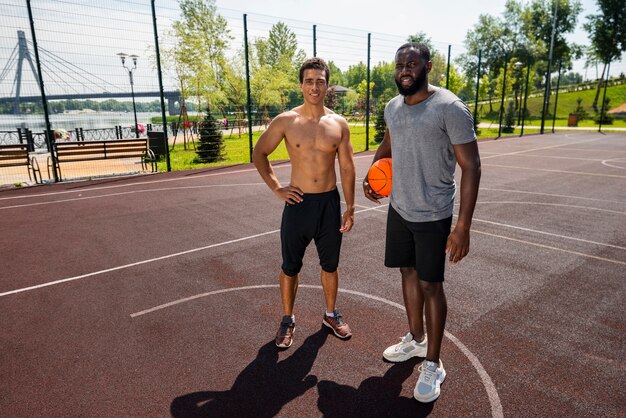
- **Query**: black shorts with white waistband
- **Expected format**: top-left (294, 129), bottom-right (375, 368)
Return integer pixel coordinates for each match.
top-left (384, 205), bottom-right (452, 282)
top-left (280, 189), bottom-right (342, 277)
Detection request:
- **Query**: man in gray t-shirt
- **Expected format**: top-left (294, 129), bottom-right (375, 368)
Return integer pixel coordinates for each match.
top-left (364, 42), bottom-right (481, 403)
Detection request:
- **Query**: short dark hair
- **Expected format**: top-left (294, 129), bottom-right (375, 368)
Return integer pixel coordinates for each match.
top-left (299, 57), bottom-right (330, 84)
top-left (396, 42), bottom-right (431, 62)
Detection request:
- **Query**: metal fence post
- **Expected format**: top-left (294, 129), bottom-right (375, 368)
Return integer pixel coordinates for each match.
top-left (598, 61), bottom-right (611, 133)
top-left (445, 45), bottom-right (451, 90)
top-left (151, 0), bottom-right (171, 171)
top-left (244, 14), bottom-right (254, 162)
top-left (26, 0), bottom-right (58, 181)
top-left (551, 60), bottom-right (562, 133)
top-left (473, 50), bottom-right (481, 129)
top-left (365, 33), bottom-right (371, 151)
top-left (497, 54), bottom-right (508, 138)
top-left (313, 25), bottom-right (317, 57)
top-left (520, 60), bottom-right (531, 137)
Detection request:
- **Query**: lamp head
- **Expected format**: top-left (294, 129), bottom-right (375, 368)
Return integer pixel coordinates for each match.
top-left (129, 54), bottom-right (139, 67)
top-left (117, 52), bottom-right (128, 65)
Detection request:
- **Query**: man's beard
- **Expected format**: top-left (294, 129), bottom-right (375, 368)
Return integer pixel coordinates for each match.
top-left (395, 69), bottom-right (427, 96)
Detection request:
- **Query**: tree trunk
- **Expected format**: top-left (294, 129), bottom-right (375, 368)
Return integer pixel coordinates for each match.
top-left (592, 62), bottom-right (607, 111)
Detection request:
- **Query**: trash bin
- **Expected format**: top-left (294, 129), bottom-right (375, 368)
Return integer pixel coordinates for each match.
top-left (147, 131), bottom-right (167, 158)
top-left (567, 113), bottom-right (578, 127)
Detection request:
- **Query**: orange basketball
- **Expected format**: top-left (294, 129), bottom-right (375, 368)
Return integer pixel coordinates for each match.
top-left (367, 158), bottom-right (392, 197)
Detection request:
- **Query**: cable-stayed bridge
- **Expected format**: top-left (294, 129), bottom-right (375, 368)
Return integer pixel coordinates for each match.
top-left (0, 31), bottom-right (181, 115)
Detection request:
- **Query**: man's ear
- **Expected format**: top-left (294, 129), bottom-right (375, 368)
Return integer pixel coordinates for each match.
top-left (426, 61), bottom-right (433, 73)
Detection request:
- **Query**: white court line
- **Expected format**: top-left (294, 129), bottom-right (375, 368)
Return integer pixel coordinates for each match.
top-left (479, 137), bottom-right (603, 160)
top-left (472, 217), bottom-right (626, 251)
top-left (0, 153), bottom-right (375, 202)
top-left (475, 201), bottom-right (626, 216)
top-left (602, 159), bottom-right (626, 170)
top-left (0, 206), bottom-right (384, 298)
top-left (0, 183), bottom-right (266, 211)
top-left (130, 284), bottom-right (504, 418)
top-left (480, 187), bottom-right (626, 205)
top-left (473, 229), bottom-right (626, 266)
top-left (483, 163), bottom-right (626, 179)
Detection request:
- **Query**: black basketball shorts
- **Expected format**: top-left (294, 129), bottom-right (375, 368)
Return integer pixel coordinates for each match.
top-left (280, 189), bottom-right (342, 277)
top-left (384, 204), bottom-right (452, 282)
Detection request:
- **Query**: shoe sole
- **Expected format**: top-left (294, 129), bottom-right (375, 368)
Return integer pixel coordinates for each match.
top-left (383, 350), bottom-right (424, 362)
top-left (322, 320), bottom-right (352, 339)
top-left (275, 326), bottom-right (295, 348)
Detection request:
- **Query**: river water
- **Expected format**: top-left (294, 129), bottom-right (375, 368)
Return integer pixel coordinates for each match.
top-left (0, 112), bottom-right (167, 132)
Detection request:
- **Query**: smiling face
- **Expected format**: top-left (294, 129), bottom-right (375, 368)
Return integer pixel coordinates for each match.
top-left (394, 47), bottom-right (431, 96)
top-left (300, 68), bottom-right (328, 105)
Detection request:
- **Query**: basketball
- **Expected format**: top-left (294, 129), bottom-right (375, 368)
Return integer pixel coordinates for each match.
top-left (367, 158), bottom-right (392, 197)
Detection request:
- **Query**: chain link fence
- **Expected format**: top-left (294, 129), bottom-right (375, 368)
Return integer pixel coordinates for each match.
top-left (1, 0), bottom-right (623, 185)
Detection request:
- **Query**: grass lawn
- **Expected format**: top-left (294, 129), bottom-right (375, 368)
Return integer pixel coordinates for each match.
top-left (475, 83), bottom-right (626, 127)
top-left (158, 85), bottom-right (625, 172)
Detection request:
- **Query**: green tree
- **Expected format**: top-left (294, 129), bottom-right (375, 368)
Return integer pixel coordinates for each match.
top-left (172, 0), bottom-right (232, 112)
top-left (344, 62), bottom-right (367, 89)
top-left (328, 60), bottom-right (345, 86)
top-left (583, 0), bottom-right (626, 109)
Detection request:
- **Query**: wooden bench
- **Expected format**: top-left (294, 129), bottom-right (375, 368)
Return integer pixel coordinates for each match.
top-left (48, 139), bottom-right (156, 181)
top-left (0, 144), bottom-right (43, 184)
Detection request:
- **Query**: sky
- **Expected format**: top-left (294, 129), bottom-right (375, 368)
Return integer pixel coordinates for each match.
top-left (215, 0), bottom-right (624, 79)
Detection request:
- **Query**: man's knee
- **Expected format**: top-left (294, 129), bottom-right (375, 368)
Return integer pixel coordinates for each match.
top-left (281, 264), bottom-right (302, 277)
top-left (400, 267), bottom-right (417, 279)
top-left (419, 280), bottom-right (444, 297)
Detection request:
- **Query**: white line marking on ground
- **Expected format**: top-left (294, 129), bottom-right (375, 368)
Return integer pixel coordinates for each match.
top-left (473, 229), bottom-right (626, 266)
top-left (483, 164), bottom-right (626, 179)
top-left (0, 153), bottom-right (376, 202)
top-left (130, 284), bottom-right (504, 418)
top-left (0, 183), bottom-right (266, 210)
top-left (479, 137), bottom-right (602, 160)
top-left (601, 158), bottom-right (626, 170)
top-left (475, 201), bottom-right (626, 215)
top-left (0, 230), bottom-right (279, 297)
top-left (472, 217), bottom-right (626, 251)
top-left (480, 187), bottom-right (626, 205)
top-left (0, 206), bottom-right (383, 297)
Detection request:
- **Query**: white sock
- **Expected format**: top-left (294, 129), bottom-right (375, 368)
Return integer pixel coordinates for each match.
top-left (325, 311), bottom-right (334, 317)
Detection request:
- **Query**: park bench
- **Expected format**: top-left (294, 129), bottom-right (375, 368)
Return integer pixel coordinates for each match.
top-left (0, 144), bottom-right (43, 184)
top-left (48, 139), bottom-right (156, 181)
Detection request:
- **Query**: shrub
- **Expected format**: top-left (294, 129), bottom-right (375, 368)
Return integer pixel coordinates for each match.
top-left (374, 102), bottom-right (386, 143)
top-left (502, 100), bottom-right (515, 133)
top-left (195, 110), bottom-right (225, 163)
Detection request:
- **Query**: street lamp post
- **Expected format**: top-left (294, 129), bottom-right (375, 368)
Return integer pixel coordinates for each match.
top-left (117, 52), bottom-right (139, 138)
top-left (514, 61), bottom-right (523, 126)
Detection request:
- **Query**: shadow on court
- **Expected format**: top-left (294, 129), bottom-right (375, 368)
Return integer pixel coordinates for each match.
top-left (170, 329), bottom-right (328, 418)
top-left (317, 357), bottom-right (434, 417)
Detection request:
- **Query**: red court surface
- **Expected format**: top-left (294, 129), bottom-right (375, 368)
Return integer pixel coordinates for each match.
top-left (1, 132), bottom-right (624, 417)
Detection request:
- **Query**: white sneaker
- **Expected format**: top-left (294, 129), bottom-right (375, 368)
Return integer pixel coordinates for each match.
top-left (382, 332), bottom-right (427, 362)
top-left (414, 359), bottom-right (446, 403)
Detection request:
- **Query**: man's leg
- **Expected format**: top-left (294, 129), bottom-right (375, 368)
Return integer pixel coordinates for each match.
top-left (400, 266), bottom-right (425, 342)
top-left (320, 269), bottom-right (352, 338)
top-left (279, 270), bottom-right (299, 316)
top-left (419, 280), bottom-right (447, 362)
top-left (276, 270), bottom-right (299, 348)
top-left (320, 269), bottom-right (338, 313)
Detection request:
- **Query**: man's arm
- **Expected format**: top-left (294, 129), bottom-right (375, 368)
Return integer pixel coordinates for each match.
top-left (337, 117), bottom-right (355, 233)
top-left (252, 115), bottom-right (303, 204)
top-left (446, 141), bottom-right (481, 263)
top-left (363, 128), bottom-right (392, 204)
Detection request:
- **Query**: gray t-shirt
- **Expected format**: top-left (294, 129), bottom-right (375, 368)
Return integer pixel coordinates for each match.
top-left (384, 87), bottom-right (476, 222)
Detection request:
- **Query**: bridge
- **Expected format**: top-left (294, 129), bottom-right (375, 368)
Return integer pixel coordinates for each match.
top-left (0, 30), bottom-right (182, 115)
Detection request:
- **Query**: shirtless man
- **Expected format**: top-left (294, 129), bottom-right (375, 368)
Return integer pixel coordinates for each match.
top-left (253, 57), bottom-right (355, 349)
